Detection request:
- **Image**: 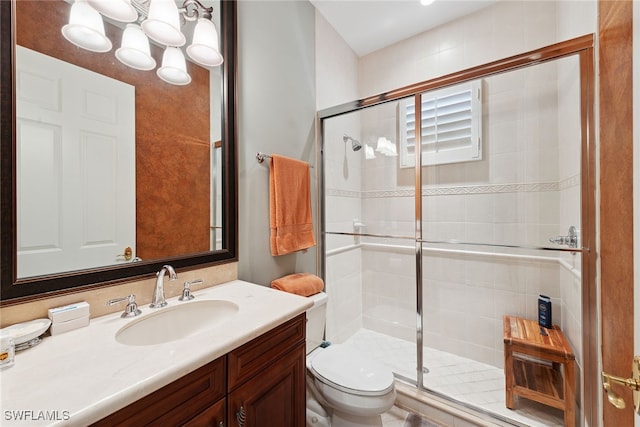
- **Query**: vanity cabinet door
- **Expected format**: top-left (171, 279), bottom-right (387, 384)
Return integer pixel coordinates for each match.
top-left (227, 314), bottom-right (306, 427)
top-left (228, 342), bottom-right (306, 427)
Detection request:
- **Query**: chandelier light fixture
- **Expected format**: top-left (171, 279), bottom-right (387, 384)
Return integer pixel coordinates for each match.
top-left (61, 0), bottom-right (223, 86)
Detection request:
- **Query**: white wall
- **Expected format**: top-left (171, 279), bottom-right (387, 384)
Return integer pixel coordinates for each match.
top-left (237, 1), bottom-right (317, 285)
top-left (315, 12), bottom-right (359, 111)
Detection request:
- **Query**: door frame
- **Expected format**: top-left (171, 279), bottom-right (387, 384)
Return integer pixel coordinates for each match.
top-left (599, 0), bottom-right (635, 425)
top-left (633, 0), bottom-right (639, 426)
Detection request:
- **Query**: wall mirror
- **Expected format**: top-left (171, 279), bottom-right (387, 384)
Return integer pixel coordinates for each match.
top-left (0, 0), bottom-right (238, 303)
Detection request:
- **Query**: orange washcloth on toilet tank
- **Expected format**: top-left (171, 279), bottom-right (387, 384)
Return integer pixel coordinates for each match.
top-left (270, 273), bottom-right (324, 297)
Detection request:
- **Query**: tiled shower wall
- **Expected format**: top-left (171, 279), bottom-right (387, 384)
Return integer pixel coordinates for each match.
top-left (361, 247), bottom-right (565, 369)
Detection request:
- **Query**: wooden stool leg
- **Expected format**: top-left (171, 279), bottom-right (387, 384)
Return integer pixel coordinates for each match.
top-left (504, 346), bottom-right (515, 409)
top-left (563, 359), bottom-right (575, 427)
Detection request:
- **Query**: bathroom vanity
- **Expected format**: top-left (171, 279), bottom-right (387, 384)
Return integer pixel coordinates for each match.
top-left (0, 281), bottom-right (311, 426)
top-left (93, 314), bottom-right (306, 426)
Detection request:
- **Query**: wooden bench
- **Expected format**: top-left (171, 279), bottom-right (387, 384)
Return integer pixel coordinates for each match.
top-left (503, 315), bottom-right (575, 427)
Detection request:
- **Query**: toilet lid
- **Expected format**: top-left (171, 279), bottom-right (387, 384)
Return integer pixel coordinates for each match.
top-left (310, 345), bottom-right (394, 396)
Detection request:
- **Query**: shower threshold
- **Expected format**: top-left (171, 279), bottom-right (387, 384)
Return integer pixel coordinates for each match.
top-left (341, 329), bottom-right (564, 427)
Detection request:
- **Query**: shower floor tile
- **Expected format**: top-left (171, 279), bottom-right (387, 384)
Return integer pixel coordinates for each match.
top-left (342, 329), bottom-right (564, 427)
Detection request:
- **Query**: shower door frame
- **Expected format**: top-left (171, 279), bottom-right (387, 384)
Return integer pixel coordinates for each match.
top-left (317, 34), bottom-right (597, 425)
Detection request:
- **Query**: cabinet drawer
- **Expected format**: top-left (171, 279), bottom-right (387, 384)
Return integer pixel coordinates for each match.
top-left (228, 314), bottom-right (305, 390)
top-left (92, 357), bottom-right (226, 427)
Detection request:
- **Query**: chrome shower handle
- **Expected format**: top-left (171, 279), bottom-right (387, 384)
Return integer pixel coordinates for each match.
top-left (549, 235), bottom-right (575, 246)
top-left (549, 226), bottom-right (578, 249)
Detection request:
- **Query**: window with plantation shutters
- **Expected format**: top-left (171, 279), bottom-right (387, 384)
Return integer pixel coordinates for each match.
top-left (399, 80), bottom-right (482, 167)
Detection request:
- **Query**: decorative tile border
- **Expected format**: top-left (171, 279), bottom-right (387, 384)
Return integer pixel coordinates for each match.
top-left (327, 174), bottom-right (580, 199)
top-left (420, 182), bottom-right (559, 196)
top-left (559, 174), bottom-right (581, 190)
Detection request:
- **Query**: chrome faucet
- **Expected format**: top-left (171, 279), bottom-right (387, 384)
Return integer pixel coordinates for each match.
top-left (150, 265), bottom-right (177, 308)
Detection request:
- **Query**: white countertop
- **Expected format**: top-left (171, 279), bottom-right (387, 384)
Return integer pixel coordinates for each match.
top-left (0, 280), bottom-right (312, 426)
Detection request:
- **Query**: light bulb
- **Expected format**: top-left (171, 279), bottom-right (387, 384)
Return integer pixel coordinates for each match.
top-left (375, 137), bottom-right (398, 156)
top-left (157, 47), bottom-right (191, 85)
top-left (365, 144), bottom-right (376, 160)
top-left (87, 0), bottom-right (137, 22)
top-left (61, 0), bottom-right (112, 53)
top-left (141, 0), bottom-right (186, 47)
top-left (187, 18), bottom-right (224, 67)
top-left (116, 24), bottom-right (156, 71)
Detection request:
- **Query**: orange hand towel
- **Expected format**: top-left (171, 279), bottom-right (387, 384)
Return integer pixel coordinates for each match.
top-left (269, 154), bottom-right (316, 256)
top-left (271, 273), bottom-right (324, 297)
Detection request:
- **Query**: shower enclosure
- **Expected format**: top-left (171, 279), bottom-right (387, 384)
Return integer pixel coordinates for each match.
top-left (318, 36), bottom-right (595, 427)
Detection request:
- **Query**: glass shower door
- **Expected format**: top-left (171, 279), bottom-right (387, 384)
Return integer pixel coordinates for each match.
top-left (321, 102), bottom-right (420, 383)
top-left (418, 55), bottom-right (585, 426)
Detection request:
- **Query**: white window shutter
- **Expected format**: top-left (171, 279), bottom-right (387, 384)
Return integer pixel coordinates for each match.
top-left (400, 80), bottom-right (482, 168)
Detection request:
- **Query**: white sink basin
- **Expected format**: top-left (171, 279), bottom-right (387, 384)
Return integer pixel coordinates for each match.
top-left (115, 300), bottom-right (239, 346)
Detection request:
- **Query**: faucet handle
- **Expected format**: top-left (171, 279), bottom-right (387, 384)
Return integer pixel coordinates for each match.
top-left (179, 279), bottom-right (203, 301)
top-left (107, 294), bottom-right (142, 318)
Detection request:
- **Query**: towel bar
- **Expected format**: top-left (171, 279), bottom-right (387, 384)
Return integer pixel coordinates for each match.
top-left (256, 152), bottom-right (313, 167)
top-left (256, 152), bottom-right (272, 163)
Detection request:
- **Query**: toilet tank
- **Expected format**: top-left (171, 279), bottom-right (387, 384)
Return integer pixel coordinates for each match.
top-left (306, 292), bottom-right (328, 354)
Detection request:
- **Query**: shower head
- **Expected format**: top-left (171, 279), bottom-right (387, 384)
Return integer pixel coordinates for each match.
top-left (343, 135), bottom-right (362, 151)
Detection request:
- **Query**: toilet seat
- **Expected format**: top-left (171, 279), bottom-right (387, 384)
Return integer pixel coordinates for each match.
top-left (309, 345), bottom-right (394, 397)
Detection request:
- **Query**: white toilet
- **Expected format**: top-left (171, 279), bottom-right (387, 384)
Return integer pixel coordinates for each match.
top-left (305, 292), bottom-right (396, 427)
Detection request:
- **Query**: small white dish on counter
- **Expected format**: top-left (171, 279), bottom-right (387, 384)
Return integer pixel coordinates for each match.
top-left (1, 318), bottom-right (51, 351)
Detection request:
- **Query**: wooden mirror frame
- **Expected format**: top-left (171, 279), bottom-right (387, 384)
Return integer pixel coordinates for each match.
top-left (0, 0), bottom-right (238, 304)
